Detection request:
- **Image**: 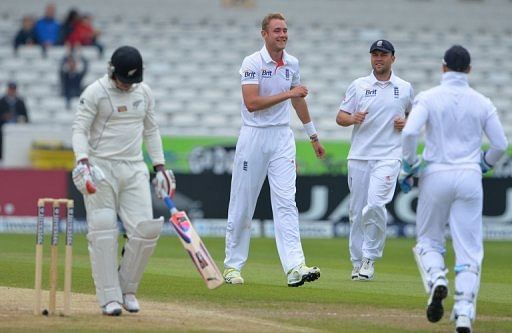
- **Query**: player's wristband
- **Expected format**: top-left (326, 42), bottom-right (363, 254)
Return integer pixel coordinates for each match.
top-left (303, 121), bottom-right (317, 138)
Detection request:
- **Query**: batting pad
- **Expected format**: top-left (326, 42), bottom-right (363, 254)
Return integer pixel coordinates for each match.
top-left (119, 218), bottom-right (163, 294)
top-left (412, 246), bottom-right (432, 294)
top-left (87, 228), bottom-right (122, 306)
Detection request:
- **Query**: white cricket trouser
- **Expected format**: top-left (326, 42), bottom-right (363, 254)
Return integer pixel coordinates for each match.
top-left (416, 169), bottom-right (483, 319)
top-left (87, 158), bottom-right (154, 231)
top-left (224, 125), bottom-right (305, 274)
top-left (347, 159), bottom-right (400, 266)
top-left (85, 158), bottom-right (156, 306)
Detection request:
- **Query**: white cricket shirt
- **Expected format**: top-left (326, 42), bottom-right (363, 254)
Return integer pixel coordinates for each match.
top-left (402, 71), bottom-right (508, 174)
top-left (340, 71), bottom-right (414, 160)
top-left (239, 45), bottom-right (300, 127)
top-left (72, 75), bottom-right (165, 165)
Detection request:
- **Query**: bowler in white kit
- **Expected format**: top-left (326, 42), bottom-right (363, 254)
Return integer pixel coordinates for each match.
top-left (72, 46), bottom-right (175, 316)
top-left (223, 13), bottom-right (326, 287)
top-left (400, 45), bottom-right (508, 333)
top-left (336, 40), bottom-right (413, 281)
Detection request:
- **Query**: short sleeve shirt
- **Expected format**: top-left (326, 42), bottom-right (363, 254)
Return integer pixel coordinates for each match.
top-left (239, 45), bottom-right (300, 127)
top-left (340, 71), bottom-right (414, 160)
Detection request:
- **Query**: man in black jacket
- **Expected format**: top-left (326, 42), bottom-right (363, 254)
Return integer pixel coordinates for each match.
top-left (0, 82), bottom-right (29, 159)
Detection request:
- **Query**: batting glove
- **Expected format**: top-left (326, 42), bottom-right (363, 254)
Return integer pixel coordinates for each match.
top-left (398, 156), bottom-right (423, 193)
top-left (480, 151), bottom-right (493, 174)
top-left (72, 160), bottom-right (104, 195)
top-left (153, 166), bottom-right (176, 199)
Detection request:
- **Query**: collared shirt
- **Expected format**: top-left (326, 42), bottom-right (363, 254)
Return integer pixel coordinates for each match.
top-left (72, 74), bottom-right (164, 165)
top-left (402, 71), bottom-right (508, 175)
top-left (239, 45), bottom-right (300, 127)
top-left (340, 71), bottom-right (414, 160)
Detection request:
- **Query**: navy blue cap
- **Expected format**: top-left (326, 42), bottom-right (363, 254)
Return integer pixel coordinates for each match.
top-left (370, 40), bottom-right (395, 54)
top-left (7, 81), bottom-right (17, 89)
top-left (443, 45), bottom-right (471, 72)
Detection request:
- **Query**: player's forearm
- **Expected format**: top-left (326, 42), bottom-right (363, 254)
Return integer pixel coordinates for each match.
top-left (144, 132), bottom-right (165, 166)
top-left (401, 130), bottom-right (419, 164)
top-left (72, 115), bottom-right (94, 162)
top-left (291, 97), bottom-right (311, 124)
top-left (71, 130), bottom-right (90, 162)
top-left (336, 111), bottom-right (355, 127)
top-left (244, 91), bottom-right (291, 112)
top-left (484, 115), bottom-right (508, 165)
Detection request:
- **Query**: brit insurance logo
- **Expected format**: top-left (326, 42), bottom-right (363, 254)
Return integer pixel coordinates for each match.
top-left (365, 89), bottom-right (377, 97)
top-left (243, 70), bottom-right (256, 79)
top-left (261, 69), bottom-right (272, 78)
top-left (394, 87), bottom-right (400, 99)
top-left (285, 68), bottom-right (290, 80)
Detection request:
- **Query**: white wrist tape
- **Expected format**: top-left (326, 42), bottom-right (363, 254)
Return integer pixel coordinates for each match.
top-left (303, 121), bottom-right (317, 137)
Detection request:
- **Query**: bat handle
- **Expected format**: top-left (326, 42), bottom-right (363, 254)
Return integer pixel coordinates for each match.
top-left (163, 195), bottom-right (174, 209)
top-left (162, 192), bottom-right (179, 214)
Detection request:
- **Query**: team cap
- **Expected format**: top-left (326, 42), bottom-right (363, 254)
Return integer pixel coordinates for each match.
top-left (369, 40), bottom-right (395, 54)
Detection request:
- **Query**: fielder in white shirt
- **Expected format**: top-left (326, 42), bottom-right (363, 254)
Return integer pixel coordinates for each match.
top-left (400, 45), bottom-right (508, 333)
top-left (72, 46), bottom-right (176, 316)
top-left (223, 13), bottom-right (326, 287)
top-left (336, 40), bottom-right (413, 281)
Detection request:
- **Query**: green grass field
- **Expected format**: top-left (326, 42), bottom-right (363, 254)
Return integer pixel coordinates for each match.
top-left (0, 233), bottom-right (511, 332)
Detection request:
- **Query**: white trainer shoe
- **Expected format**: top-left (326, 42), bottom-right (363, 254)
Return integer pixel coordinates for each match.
top-left (223, 268), bottom-right (244, 284)
top-left (102, 301), bottom-right (122, 316)
top-left (287, 263), bottom-right (320, 287)
top-left (426, 278), bottom-right (448, 323)
top-left (455, 315), bottom-right (472, 333)
top-left (122, 293), bottom-right (140, 313)
top-left (358, 258), bottom-right (374, 281)
top-left (351, 266), bottom-right (360, 280)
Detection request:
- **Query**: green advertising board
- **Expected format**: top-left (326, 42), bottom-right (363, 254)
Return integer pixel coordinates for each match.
top-left (144, 136), bottom-right (352, 175)
top-left (145, 136), bottom-right (504, 177)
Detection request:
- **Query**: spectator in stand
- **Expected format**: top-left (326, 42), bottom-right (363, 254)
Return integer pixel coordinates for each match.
top-left (0, 82), bottom-right (29, 160)
top-left (13, 15), bottom-right (37, 55)
top-left (34, 3), bottom-right (61, 55)
top-left (66, 13), bottom-right (104, 58)
top-left (59, 8), bottom-right (80, 45)
top-left (60, 49), bottom-right (88, 110)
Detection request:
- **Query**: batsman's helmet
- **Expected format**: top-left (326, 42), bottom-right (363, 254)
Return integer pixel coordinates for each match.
top-left (109, 46), bottom-right (143, 84)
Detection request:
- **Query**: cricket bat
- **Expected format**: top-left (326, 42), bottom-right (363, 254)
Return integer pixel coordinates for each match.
top-left (161, 192), bottom-right (223, 289)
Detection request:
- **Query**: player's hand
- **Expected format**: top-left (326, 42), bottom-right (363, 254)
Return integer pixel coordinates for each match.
top-left (394, 117), bottom-right (406, 131)
top-left (312, 140), bottom-right (326, 159)
top-left (289, 85), bottom-right (308, 98)
top-left (153, 166), bottom-right (176, 199)
top-left (398, 172), bottom-right (414, 193)
top-left (352, 111), bottom-right (368, 124)
top-left (398, 157), bottom-right (422, 193)
top-left (72, 159), bottom-right (103, 195)
top-left (480, 151), bottom-right (493, 173)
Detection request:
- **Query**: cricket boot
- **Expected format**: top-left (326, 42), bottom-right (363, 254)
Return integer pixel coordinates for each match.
top-left (351, 265), bottom-right (361, 281)
top-left (287, 263), bottom-right (320, 287)
top-left (122, 293), bottom-right (140, 313)
top-left (455, 315), bottom-right (472, 333)
top-left (358, 258), bottom-right (375, 281)
top-left (223, 268), bottom-right (244, 284)
top-left (102, 301), bottom-right (122, 316)
top-left (427, 277), bottom-right (448, 323)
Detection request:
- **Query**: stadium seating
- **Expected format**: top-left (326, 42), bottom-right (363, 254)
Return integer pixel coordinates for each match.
top-left (0, 0), bottom-right (511, 142)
